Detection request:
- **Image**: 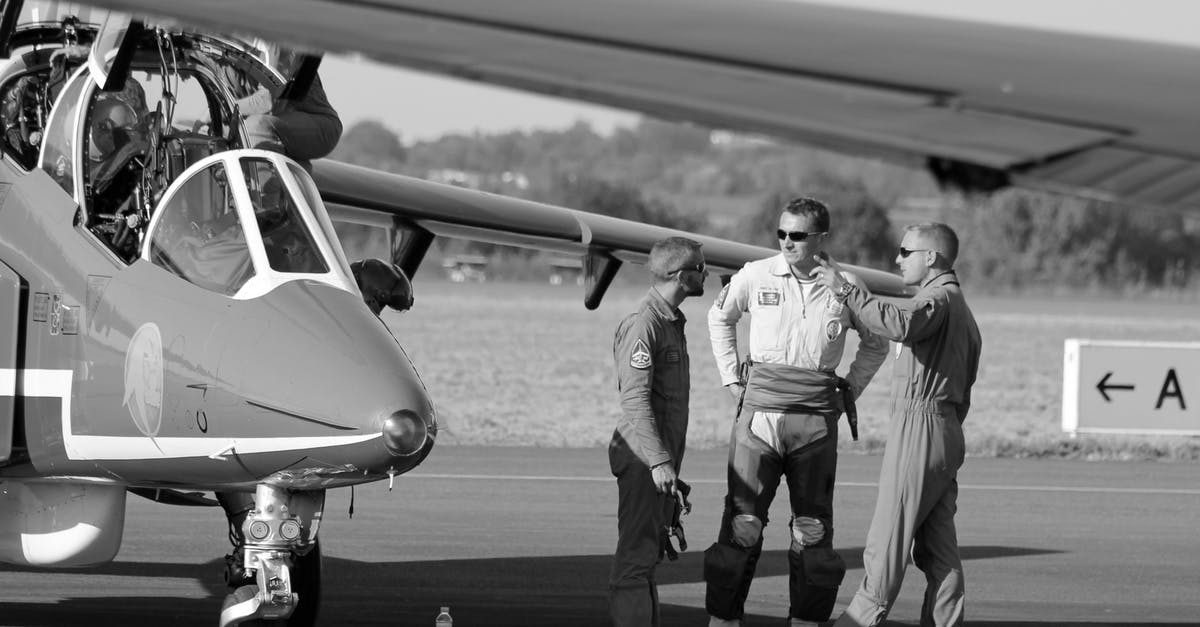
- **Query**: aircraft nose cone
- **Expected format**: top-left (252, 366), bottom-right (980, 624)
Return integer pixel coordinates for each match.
top-left (213, 281), bottom-right (437, 475)
top-left (382, 409), bottom-right (429, 457)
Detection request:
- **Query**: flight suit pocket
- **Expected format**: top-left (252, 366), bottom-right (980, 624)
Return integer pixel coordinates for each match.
top-left (704, 542), bottom-right (751, 617)
top-left (926, 414), bottom-right (964, 474)
top-left (748, 301), bottom-right (785, 355)
top-left (789, 546), bottom-right (846, 620)
top-left (654, 347), bottom-right (684, 400)
top-left (608, 435), bottom-right (630, 476)
top-left (943, 416), bottom-right (965, 472)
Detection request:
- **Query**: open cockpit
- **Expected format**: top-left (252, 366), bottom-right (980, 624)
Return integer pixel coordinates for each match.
top-left (0, 1), bottom-right (355, 299)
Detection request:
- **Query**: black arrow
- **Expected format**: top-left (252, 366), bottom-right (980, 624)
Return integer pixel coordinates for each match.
top-left (1096, 372), bottom-right (1135, 402)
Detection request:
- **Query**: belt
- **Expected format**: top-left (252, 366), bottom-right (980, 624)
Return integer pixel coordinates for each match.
top-left (901, 399), bottom-right (959, 416)
top-left (742, 362), bottom-right (839, 414)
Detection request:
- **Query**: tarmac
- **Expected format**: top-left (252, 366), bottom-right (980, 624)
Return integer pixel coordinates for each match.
top-left (1, 446), bottom-right (1198, 625)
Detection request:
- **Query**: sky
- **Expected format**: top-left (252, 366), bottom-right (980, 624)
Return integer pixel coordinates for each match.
top-left (318, 0), bottom-right (1200, 143)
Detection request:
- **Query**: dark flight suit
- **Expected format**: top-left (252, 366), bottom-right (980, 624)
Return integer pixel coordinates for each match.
top-left (834, 271), bottom-right (982, 627)
top-left (609, 288), bottom-right (690, 626)
top-left (244, 75), bottom-right (342, 170)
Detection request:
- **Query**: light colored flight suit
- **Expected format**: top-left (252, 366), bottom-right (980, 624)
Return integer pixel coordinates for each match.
top-left (833, 270), bottom-right (982, 627)
top-left (706, 254), bottom-right (888, 623)
top-left (609, 288), bottom-right (690, 626)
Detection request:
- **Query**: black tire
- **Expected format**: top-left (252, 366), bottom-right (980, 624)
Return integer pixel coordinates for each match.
top-left (287, 539), bottom-right (323, 626)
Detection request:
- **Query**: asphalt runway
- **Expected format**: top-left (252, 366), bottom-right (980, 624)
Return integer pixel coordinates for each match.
top-left (2, 446), bottom-right (1198, 626)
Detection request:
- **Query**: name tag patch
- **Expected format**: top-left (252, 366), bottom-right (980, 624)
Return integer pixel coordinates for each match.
top-left (666, 349), bottom-right (681, 363)
top-left (757, 290), bottom-right (781, 306)
top-left (631, 339), bottom-right (652, 369)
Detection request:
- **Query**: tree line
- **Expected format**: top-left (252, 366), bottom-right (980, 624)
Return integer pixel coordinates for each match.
top-left (329, 119), bottom-right (1199, 293)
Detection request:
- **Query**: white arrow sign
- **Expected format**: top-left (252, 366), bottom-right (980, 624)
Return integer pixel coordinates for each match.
top-left (1063, 340), bottom-right (1199, 436)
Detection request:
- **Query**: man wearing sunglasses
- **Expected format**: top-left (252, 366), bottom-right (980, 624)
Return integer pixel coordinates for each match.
top-left (609, 237), bottom-right (708, 626)
top-left (704, 197), bottom-right (889, 627)
top-left (810, 223), bottom-right (981, 627)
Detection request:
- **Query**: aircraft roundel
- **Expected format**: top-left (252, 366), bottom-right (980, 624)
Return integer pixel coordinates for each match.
top-left (124, 322), bottom-right (164, 438)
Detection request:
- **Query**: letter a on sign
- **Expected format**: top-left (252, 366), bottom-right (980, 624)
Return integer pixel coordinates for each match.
top-left (1155, 368), bottom-right (1186, 410)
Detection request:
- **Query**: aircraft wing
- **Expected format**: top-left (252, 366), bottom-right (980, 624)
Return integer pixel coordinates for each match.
top-left (84, 0), bottom-right (1200, 215)
top-left (312, 159), bottom-right (913, 305)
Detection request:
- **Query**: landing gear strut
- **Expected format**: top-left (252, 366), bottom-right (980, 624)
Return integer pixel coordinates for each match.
top-left (217, 485), bottom-right (325, 627)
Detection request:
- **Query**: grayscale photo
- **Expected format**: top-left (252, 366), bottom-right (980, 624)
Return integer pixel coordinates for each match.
top-left (0, 0), bottom-right (1196, 625)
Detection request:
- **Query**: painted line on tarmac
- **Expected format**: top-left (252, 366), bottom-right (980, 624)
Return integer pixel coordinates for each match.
top-left (849, 481), bottom-right (1200, 496)
top-left (409, 474), bottom-right (1200, 495)
top-left (960, 483), bottom-right (1200, 495)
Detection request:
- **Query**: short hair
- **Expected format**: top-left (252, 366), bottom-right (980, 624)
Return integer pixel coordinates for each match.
top-left (648, 236), bottom-right (703, 282)
top-left (781, 197), bottom-right (830, 232)
top-left (906, 222), bottom-right (959, 266)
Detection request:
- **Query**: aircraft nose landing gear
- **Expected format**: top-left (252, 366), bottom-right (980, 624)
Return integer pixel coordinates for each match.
top-left (218, 484), bottom-right (325, 627)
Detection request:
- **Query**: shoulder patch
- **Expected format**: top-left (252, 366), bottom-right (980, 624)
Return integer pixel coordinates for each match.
top-left (715, 284), bottom-right (730, 309)
top-left (630, 338), bottom-right (652, 369)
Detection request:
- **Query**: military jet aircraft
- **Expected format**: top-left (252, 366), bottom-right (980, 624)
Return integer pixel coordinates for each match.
top-left (0, 2), bottom-right (909, 625)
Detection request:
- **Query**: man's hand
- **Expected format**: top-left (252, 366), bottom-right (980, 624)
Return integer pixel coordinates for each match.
top-left (726, 382), bottom-right (745, 401)
top-left (651, 463), bottom-right (678, 496)
top-left (236, 87), bottom-right (273, 116)
top-left (809, 253), bottom-right (848, 291)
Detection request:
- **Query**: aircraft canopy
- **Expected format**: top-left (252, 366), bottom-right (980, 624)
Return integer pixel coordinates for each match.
top-left (144, 150), bottom-right (356, 300)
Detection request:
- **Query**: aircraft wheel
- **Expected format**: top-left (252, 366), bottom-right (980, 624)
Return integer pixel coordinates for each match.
top-left (287, 539), bottom-right (323, 626)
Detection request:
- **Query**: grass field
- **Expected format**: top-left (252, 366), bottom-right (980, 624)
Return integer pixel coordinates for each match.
top-left (385, 277), bottom-right (1200, 461)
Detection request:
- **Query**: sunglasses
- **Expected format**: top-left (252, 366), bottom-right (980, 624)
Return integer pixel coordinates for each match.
top-left (898, 247), bottom-right (933, 258)
top-left (671, 262), bottom-right (706, 275)
top-left (776, 229), bottom-right (826, 242)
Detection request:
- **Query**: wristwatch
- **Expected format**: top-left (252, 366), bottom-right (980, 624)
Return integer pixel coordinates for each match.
top-left (834, 281), bottom-right (856, 303)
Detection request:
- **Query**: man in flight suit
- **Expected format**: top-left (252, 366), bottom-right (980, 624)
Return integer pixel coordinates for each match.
top-left (811, 222), bottom-right (982, 627)
top-left (609, 237), bottom-right (708, 626)
top-left (705, 197), bottom-right (889, 627)
top-left (236, 41), bottom-right (342, 172)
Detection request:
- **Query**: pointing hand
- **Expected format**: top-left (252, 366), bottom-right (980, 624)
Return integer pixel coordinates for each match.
top-left (809, 253), bottom-right (847, 291)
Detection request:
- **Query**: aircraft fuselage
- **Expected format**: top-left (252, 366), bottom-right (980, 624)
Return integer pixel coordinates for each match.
top-left (0, 89), bottom-right (435, 494)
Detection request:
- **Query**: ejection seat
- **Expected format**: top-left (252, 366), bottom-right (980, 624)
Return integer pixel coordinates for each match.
top-left (83, 77), bottom-right (151, 261)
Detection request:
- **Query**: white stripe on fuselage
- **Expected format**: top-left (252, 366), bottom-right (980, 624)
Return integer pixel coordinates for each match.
top-left (0, 368), bottom-right (378, 460)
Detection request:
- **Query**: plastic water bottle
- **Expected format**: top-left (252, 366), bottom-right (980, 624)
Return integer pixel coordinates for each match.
top-left (435, 606), bottom-right (453, 627)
